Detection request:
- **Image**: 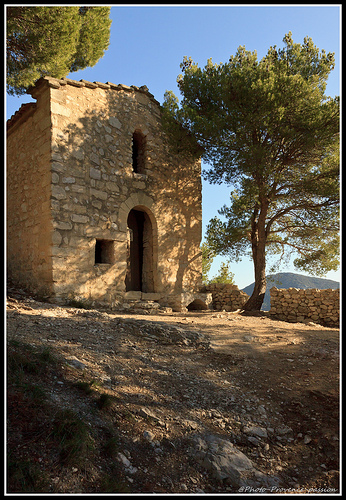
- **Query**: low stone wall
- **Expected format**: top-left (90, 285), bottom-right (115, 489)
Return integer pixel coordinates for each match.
top-left (203, 284), bottom-right (249, 311)
top-left (269, 287), bottom-right (339, 327)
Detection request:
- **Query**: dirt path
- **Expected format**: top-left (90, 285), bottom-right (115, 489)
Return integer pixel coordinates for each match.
top-left (6, 290), bottom-right (340, 494)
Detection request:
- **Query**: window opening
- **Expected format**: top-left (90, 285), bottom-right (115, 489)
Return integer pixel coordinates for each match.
top-left (95, 239), bottom-right (114, 264)
top-left (132, 130), bottom-right (146, 174)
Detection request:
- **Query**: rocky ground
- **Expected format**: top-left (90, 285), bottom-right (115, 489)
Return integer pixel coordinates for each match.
top-left (6, 286), bottom-right (340, 494)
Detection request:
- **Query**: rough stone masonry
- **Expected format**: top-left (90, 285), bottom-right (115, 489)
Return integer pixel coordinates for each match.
top-left (270, 287), bottom-right (339, 327)
top-left (7, 76), bottom-right (211, 311)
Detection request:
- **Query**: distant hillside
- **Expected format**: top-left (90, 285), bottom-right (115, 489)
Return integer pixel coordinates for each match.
top-left (242, 272), bottom-right (340, 311)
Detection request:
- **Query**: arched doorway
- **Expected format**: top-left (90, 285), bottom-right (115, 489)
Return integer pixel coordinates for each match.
top-left (125, 207), bottom-right (155, 293)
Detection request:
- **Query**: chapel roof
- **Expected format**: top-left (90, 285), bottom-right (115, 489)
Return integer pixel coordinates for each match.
top-left (7, 76), bottom-right (160, 131)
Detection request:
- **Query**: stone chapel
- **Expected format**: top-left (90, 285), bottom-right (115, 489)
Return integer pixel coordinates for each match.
top-left (6, 76), bottom-right (211, 311)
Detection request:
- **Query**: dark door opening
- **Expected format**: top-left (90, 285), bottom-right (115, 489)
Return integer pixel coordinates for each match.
top-left (125, 208), bottom-right (154, 292)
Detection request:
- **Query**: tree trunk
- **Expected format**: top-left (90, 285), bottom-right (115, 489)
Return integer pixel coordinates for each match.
top-left (242, 251), bottom-right (267, 311)
top-left (242, 200), bottom-right (268, 311)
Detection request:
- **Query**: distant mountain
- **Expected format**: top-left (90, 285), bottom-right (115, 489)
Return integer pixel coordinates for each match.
top-left (242, 272), bottom-right (340, 311)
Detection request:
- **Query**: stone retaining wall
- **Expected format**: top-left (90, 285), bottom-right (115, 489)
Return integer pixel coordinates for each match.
top-left (269, 287), bottom-right (339, 327)
top-left (203, 284), bottom-right (249, 311)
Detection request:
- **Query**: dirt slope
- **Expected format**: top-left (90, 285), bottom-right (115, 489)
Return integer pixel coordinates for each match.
top-left (6, 289), bottom-right (340, 494)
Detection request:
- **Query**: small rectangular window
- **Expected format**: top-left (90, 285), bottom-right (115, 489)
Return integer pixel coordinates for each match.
top-left (132, 129), bottom-right (146, 174)
top-left (95, 239), bottom-right (114, 264)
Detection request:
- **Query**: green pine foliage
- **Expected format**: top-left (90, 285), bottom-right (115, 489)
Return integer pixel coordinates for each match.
top-left (201, 241), bottom-right (215, 284)
top-left (163, 33), bottom-right (339, 310)
top-left (201, 242), bottom-right (235, 285)
top-left (6, 6), bottom-right (112, 95)
top-left (208, 262), bottom-right (235, 285)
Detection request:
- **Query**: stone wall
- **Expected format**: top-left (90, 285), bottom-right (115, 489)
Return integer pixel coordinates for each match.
top-left (203, 284), bottom-right (249, 311)
top-left (269, 287), bottom-right (339, 327)
top-left (7, 76), bottom-right (203, 310)
top-left (7, 99), bottom-right (53, 298)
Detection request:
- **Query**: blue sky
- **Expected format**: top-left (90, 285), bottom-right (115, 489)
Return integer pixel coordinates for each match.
top-left (6, 4), bottom-right (341, 288)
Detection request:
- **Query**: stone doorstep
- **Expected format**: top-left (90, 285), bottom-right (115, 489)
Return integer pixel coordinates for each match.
top-left (124, 291), bottom-right (163, 301)
top-left (124, 291), bottom-right (142, 300)
top-left (122, 291), bottom-right (212, 312)
top-left (141, 292), bottom-right (163, 301)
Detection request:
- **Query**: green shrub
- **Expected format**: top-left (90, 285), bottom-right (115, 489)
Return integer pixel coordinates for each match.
top-left (96, 393), bottom-right (114, 410)
top-left (7, 458), bottom-right (50, 493)
top-left (52, 409), bottom-right (94, 465)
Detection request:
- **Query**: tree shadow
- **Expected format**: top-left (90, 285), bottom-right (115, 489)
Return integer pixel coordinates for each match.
top-left (48, 78), bottom-right (203, 307)
top-left (6, 299), bottom-right (340, 493)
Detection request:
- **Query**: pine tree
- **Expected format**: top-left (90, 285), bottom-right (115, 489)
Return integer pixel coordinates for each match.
top-left (163, 33), bottom-right (339, 310)
top-left (6, 6), bottom-right (112, 95)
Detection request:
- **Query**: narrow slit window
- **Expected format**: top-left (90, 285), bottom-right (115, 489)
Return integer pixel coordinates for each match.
top-left (95, 239), bottom-right (114, 264)
top-left (132, 130), bottom-right (146, 174)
